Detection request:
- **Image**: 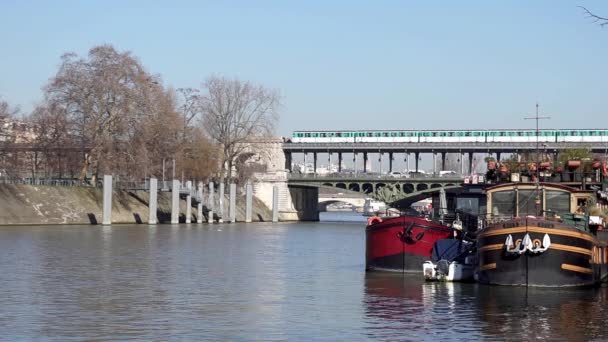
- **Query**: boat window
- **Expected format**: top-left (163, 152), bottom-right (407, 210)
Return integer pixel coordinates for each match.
top-left (491, 190), bottom-right (516, 218)
top-left (545, 190), bottom-right (570, 215)
top-left (518, 190), bottom-right (540, 216)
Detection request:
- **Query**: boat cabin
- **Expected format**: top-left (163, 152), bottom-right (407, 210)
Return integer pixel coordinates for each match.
top-left (485, 183), bottom-right (593, 225)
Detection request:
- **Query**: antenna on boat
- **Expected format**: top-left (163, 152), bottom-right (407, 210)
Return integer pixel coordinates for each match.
top-left (524, 103), bottom-right (550, 216)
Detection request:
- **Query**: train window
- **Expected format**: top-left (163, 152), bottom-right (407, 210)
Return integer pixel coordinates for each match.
top-left (305, 133), bottom-right (310, 137)
top-left (465, 132), bottom-right (471, 137)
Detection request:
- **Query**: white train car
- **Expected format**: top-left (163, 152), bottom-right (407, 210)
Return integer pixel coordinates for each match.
top-left (291, 129), bottom-right (608, 144)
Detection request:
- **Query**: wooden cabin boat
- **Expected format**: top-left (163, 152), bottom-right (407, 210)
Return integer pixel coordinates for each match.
top-left (477, 182), bottom-right (608, 287)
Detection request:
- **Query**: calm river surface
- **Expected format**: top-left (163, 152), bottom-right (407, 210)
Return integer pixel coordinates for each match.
top-left (1, 212), bottom-right (608, 341)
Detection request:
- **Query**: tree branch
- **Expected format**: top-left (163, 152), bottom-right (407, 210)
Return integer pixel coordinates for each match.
top-left (579, 6), bottom-right (608, 27)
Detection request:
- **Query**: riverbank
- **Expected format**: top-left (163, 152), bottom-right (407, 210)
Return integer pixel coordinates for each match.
top-left (0, 184), bottom-right (272, 225)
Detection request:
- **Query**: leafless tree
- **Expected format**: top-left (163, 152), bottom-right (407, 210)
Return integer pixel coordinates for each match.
top-left (176, 87), bottom-right (201, 143)
top-left (199, 76), bottom-right (280, 181)
top-left (580, 6), bottom-right (608, 27)
top-left (42, 44), bottom-right (183, 182)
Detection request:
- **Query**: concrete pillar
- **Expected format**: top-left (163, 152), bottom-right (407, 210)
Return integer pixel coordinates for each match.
top-left (496, 152), bottom-right (502, 163)
top-left (148, 178), bottom-right (157, 225)
top-left (433, 152), bottom-right (437, 176)
top-left (197, 183), bottom-right (203, 223)
top-left (313, 153), bottom-right (318, 174)
top-left (245, 183), bottom-right (253, 223)
top-left (208, 182), bottom-right (214, 223)
top-left (218, 182), bottom-right (224, 223)
top-left (229, 183), bottom-right (236, 223)
top-left (185, 181), bottom-right (192, 224)
top-left (102, 175), bottom-right (112, 225)
top-left (405, 152), bottom-right (410, 172)
top-left (272, 185), bottom-right (279, 223)
top-left (171, 179), bottom-right (180, 224)
top-left (284, 152), bottom-right (292, 172)
top-left (328, 152), bottom-right (332, 172)
top-left (460, 153), bottom-right (464, 176)
top-left (415, 152), bottom-right (420, 172)
top-left (441, 152), bottom-right (446, 171)
top-left (363, 152), bottom-right (368, 173)
top-left (378, 153), bottom-right (383, 174)
top-left (303, 152), bottom-right (307, 172)
top-left (353, 153), bottom-right (357, 174)
top-left (338, 152), bottom-right (343, 172)
top-left (389, 152), bottom-right (393, 173)
top-left (468, 152), bottom-right (474, 175)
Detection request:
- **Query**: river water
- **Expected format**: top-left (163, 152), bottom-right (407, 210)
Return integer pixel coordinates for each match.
top-left (1, 212), bottom-right (608, 341)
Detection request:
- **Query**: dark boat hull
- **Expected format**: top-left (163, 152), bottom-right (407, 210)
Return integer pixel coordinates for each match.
top-left (477, 218), bottom-right (605, 287)
top-left (366, 216), bottom-right (454, 273)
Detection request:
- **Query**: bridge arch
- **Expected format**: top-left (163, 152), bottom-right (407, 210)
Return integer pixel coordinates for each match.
top-left (362, 183), bottom-right (374, 194)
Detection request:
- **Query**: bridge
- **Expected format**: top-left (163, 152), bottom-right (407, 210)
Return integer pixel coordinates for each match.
top-left (282, 141), bottom-right (608, 175)
top-left (287, 174), bottom-right (471, 207)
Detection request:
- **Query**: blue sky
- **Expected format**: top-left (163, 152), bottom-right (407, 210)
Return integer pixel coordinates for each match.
top-left (1, 0), bottom-right (607, 135)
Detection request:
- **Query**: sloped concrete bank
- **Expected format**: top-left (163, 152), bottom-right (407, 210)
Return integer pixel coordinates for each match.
top-left (0, 184), bottom-right (272, 225)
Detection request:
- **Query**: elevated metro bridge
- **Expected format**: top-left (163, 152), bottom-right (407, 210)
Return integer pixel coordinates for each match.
top-left (283, 141), bottom-right (608, 153)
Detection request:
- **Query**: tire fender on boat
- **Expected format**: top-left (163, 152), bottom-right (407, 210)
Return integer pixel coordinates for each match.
top-left (367, 216), bottom-right (382, 226)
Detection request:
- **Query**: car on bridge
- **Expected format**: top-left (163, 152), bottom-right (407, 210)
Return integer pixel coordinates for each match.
top-left (387, 171), bottom-right (404, 178)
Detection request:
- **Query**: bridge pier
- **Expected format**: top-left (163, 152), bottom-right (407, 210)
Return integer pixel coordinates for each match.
top-left (389, 152), bottom-right (393, 173)
top-left (363, 152), bottom-right (368, 173)
top-left (441, 152), bottom-right (446, 171)
top-left (496, 152), bottom-right (502, 163)
top-left (313, 153), bottom-right (317, 174)
top-left (148, 177), bottom-right (157, 224)
top-left (102, 175), bottom-right (112, 225)
top-left (338, 152), bottom-right (342, 172)
top-left (415, 152), bottom-right (420, 172)
top-left (171, 179), bottom-right (180, 224)
top-left (460, 153), bottom-right (464, 175)
top-left (433, 152), bottom-right (436, 175)
top-left (468, 152), bottom-right (474, 175)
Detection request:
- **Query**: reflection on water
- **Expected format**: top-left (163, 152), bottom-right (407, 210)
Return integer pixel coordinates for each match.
top-left (1, 222), bottom-right (608, 340)
top-left (363, 272), bottom-right (608, 341)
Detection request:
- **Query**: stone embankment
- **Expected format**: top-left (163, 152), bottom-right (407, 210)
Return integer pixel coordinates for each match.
top-left (0, 184), bottom-right (271, 225)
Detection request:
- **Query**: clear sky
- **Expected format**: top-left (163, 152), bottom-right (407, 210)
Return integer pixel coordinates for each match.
top-left (1, 0), bottom-right (607, 136)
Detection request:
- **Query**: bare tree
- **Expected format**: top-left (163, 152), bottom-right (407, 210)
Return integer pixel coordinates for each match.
top-left (42, 44), bottom-right (181, 182)
top-left (176, 87), bottom-right (201, 143)
top-left (580, 6), bottom-right (608, 27)
top-left (199, 76), bottom-right (280, 181)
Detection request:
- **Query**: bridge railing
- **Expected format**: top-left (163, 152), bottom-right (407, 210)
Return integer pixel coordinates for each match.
top-left (0, 177), bottom-right (98, 187)
top-left (0, 177), bottom-right (199, 196)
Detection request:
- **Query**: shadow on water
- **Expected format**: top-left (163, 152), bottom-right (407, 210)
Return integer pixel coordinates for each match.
top-left (363, 272), bottom-right (608, 340)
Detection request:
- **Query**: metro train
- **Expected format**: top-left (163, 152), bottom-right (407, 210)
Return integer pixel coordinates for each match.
top-left (290, 129), bottom-right (608, 144)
